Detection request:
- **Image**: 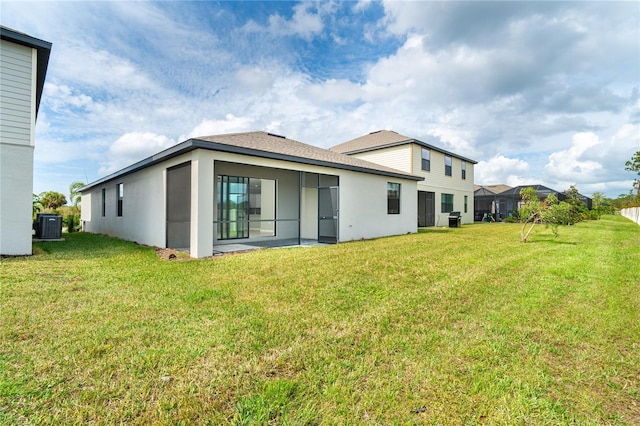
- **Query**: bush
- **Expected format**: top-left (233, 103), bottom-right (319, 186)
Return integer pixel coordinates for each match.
top-left (64, 214), bottom-right (81, 233)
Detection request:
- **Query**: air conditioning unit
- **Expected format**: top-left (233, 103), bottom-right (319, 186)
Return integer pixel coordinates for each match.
top-left (36, 214), bottom-right (62, 239)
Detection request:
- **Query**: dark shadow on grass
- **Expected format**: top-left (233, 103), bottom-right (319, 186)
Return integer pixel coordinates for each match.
top-left (418, 227), bottom-right (452, 234)
top-left (529, 235), bottom-right (577, 245)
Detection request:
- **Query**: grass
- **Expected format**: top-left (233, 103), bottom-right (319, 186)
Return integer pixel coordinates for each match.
top-left (1, 216), bottom-right (639, 425)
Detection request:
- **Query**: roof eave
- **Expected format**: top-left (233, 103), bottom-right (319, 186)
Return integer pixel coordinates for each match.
top-left (81, 138), bottom-right (424, 191)
top-left (340, 139), bottom-right (478, 164)
top-left (0, 27), bottom-right (52, 118)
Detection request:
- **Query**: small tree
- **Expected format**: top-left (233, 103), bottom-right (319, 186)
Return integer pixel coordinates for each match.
top-left (39, 191), bottom-right (67, 211)
top-left (519, 187), bottom-right (544, 242)
top-left (625, 151), bottom-right (640, 196)
top-left (32, 193), bottom-right (42, 217)
top-left (563, 185), bottom-right (587, 224)
top-left (518, 187), bottom-right (566, 243)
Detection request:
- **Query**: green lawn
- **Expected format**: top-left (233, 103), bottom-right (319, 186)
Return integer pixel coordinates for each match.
top-left (1, 216), bottom-right (639, 425)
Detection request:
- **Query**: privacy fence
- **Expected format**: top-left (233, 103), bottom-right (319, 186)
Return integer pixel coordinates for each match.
top-left (621, 207), bottom-right (640, 225)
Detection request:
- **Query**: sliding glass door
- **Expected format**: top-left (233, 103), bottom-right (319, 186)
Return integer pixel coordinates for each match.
top-left (217, 175), bottom-right (278, 240)
top-left (217, 176), bottom-right (249, 239)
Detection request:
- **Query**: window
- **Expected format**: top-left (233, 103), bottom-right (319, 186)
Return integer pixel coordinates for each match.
top-left (445, 156), bottom-right (452, 176)
top-left (101, 188), bottom-right (106, 217)
top-left (387, 183), bottom-right (400, 214)
top-left (441, 193), bottom-right (454, 213)
top-left (461, 161), bottom-right (467, 180)
top-left (421, 148), bottom-right (430, 171)
top-left (217, 175), bottom-right (276, 240)
top-left (116, 183), bottom-right (123, 216)
top-left (464, 195), bottom-right (468, 213)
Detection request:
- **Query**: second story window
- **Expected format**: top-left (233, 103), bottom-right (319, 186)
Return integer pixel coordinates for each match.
top-left (445, 156), bottom-right (452, 177)
top-left (461, 161), bottom-right (467, 180)
top-left (421, 148), bottom-right (430, 171)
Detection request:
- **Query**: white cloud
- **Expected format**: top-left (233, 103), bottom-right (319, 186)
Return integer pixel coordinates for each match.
top-left (99, 132), bottom-right (175, 175)
top-left (544, 132), bottom-right (603, 181)
top-left (233, 67), bottom-right (277, 92)
top-left (300, 79), bottom-right (363, 105)
top-left (353, 1), bottom-right (373, 13)
top-left (186, 114), bottom-right (255, 139)
top-left (53, 42), bottom-right (154, 91)
top-left (544, 125), bottom-right (639, 184)
top-left (246, 2), bottom-right (324, 40)
top-left (43, 83), bottom-right (94, 111)
top-left (475, 155), bottom-right (531, 187)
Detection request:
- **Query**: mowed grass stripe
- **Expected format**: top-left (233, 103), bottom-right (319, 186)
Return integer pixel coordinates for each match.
top-left (1, 216), bottom-right (638, 424)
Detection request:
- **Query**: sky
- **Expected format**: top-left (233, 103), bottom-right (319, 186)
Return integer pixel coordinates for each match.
top-left (3, 0), bottom-right (639, 199)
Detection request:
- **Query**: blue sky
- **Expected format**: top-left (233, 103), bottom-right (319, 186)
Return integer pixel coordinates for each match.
top-left (3, 1), bottom-right (639, 199)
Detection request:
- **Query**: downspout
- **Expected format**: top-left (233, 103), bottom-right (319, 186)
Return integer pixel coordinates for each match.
top-left (298, 171), bottom-right (302, 246)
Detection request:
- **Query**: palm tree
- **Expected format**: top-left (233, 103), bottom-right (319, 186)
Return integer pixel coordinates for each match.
top-left (69, 181), bottom-right (85, 210)
top-left (39, 191), bottom-right (67, 211)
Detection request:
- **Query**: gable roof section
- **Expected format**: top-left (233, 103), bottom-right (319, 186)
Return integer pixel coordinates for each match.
top-left (82, 131), bottom-right (423, 191)
top-left (331, 130), bottom-right (477, 164)
top-left (1, 26), bottom-right (52, 117)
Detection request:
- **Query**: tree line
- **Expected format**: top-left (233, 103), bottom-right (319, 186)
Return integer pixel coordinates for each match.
top-left (518, 150), bottom-right (640, 242)
top-left (33, 181), bottom-right (85, 232)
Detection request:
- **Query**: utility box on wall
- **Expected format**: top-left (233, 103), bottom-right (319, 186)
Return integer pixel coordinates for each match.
top-left (35, 214), bottom-right (62, 239)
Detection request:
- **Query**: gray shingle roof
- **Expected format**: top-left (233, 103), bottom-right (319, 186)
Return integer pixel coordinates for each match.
top-left (82, 131), bottom-right (423, 191)
top-left (331, 130), bottom-right (477, 164)
top-left (194, 131), bottom-right (420, 178)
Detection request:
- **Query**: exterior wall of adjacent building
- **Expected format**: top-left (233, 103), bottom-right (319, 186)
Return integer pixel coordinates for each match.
top-left (82, 148), bottom-right (418, 258)
top-left (0, 40), bottom-right (37, 255)
top-left (347, 143), bottom-right (475, 225)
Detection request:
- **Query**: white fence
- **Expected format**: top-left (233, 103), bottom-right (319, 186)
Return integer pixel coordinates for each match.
top-left (621, 207), bottom-right (640, 225)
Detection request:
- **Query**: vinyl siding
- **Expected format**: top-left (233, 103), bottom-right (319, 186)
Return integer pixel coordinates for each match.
top-left (351, 144), bottom-right (413, 174)
top-left (0, 39), bottom-right (37, 254)
top-left (411, 145), bottom-right (475, 224)
top-left (0, 40), bottom-right (35, 147)
top-left (348, 143), bottom-right (475, 225)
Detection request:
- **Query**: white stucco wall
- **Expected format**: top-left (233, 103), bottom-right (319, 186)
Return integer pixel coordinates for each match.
top-left (0, 40), bottom-right (37, 255)
top-left (0, 144), bottom-right (35, 255)
top-left (338, 171), bottom-right (417, 240)
top-left (82, 152), bottom-right (195, 250)
top-left (81, 147), bottom-right (420, 257)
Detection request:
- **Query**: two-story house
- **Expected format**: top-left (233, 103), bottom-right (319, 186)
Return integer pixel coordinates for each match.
top-left (331, 130), bottom-right (476, 226)
top-left (0, 27), bottom-right (52, 255)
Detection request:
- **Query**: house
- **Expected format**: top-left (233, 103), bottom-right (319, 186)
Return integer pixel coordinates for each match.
top-left (473, 184), bottom-right (513, 221)
top-left (331, 130), bottom-right (477, 226)
top-left (0, 27), bottom-right (51, 255)
top-left (80, 131), bottom-right (423, 258)
top-left (474, 184), bottom-right (593, 221)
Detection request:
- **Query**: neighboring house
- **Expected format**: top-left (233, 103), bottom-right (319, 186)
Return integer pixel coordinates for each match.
top-left (0, 27), bottom-right (51, 255)
top-left (473, 184), bottom-right (513, 221)
top-left (474, 184), bottom-right (593, 221)
top-left (80, 131), bottom-right (423, 258)
top-left (331, 130), bottom-right (477, 226)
